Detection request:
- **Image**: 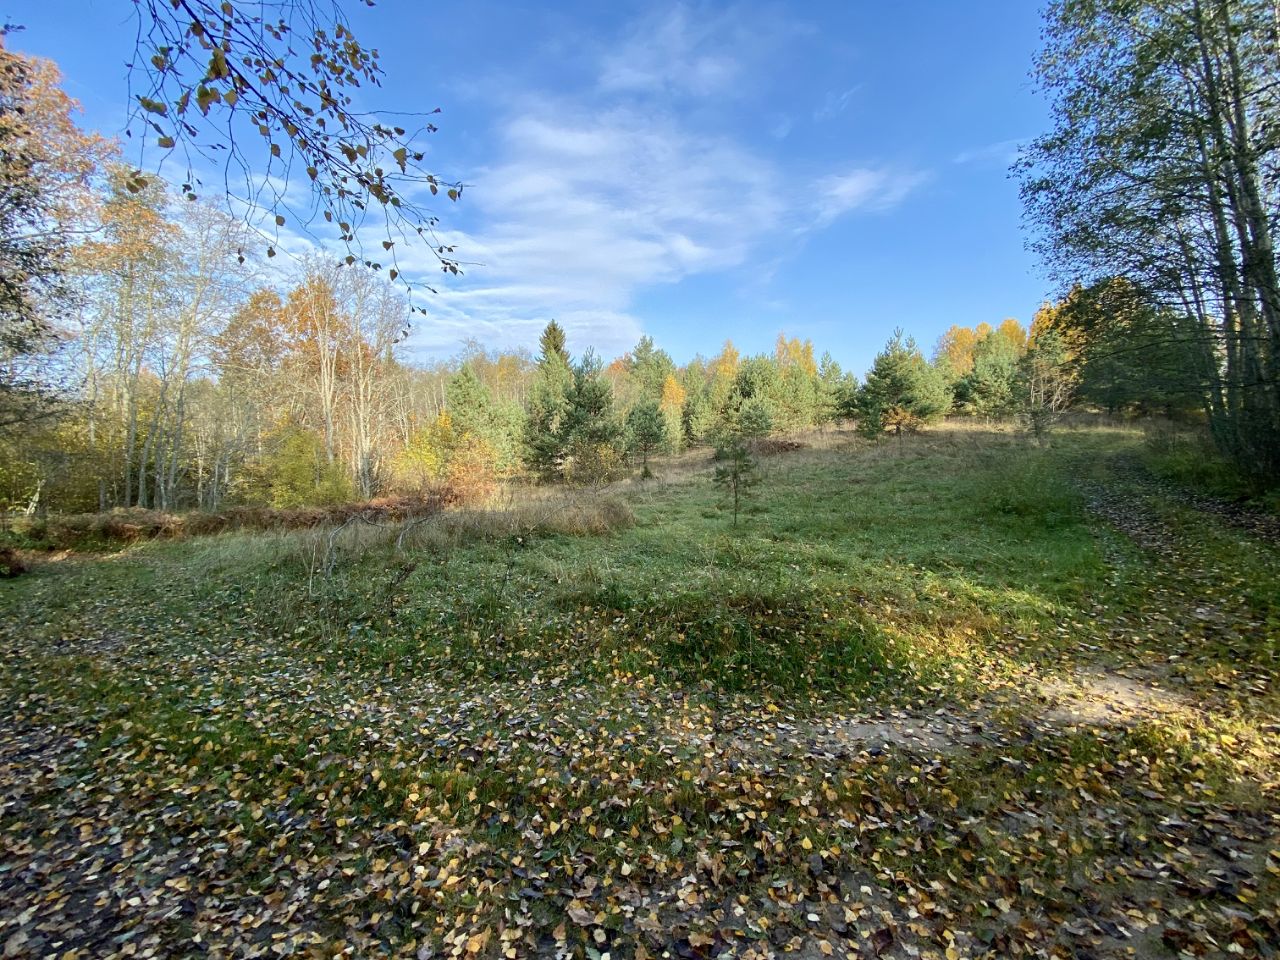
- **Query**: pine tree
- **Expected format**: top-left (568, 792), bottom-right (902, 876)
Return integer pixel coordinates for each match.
top-left (682, 388), bottom-right (714, 446)
top-left (562, 352), bottom-right (624, 486)
top-left (627, 335), bottom-right (677, 402)
top-left (817, 352), bottom-right (857, 422)
top-left (772, 335), bottom-right (821, 430)
top-left (858, 330), bottom-right (952, 437)
top-left (727, 356), bottom-right (781, 432)
top-left (658, 373), bottom-right (686, 452)
top-left (626, 399), bottom-right (667, 478)
top-left (960, 331), bottom-right (1022, 418)
top-left (712, 400), bottom-right (770, 526)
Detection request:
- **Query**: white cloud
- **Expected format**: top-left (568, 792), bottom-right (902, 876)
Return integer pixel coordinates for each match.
top-left (395, 100), bottom-right (787, 358)
top-left (392, 117), bottom-right (928, 359)
top-left (812, 168), bottom-right (929, 226)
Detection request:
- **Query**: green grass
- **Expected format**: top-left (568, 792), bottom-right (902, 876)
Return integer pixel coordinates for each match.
top-left (1141, 421), bottom-right (1280, 509)
top-left (2, 423), bottom-right (1277, 959)
top-left (4, 426), bottom-right (1105, 698)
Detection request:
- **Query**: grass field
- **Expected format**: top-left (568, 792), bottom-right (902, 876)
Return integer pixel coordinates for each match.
top-left (1, 423), bottom-right (1277, 959)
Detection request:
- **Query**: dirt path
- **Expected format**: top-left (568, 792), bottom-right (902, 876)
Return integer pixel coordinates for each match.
top-left (1111, 455), bottom-right (1280, 546)
top-left (1075, 454), bottom-right (1277, 704)
top-left (712, 451), bottom-right (1280, 957)
top-left (714, 452), bottom-right (1277, 763)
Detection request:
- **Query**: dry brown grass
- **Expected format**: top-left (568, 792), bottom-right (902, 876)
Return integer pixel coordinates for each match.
top-left (398, 490), bottom-right (635, 549)
top-left (290, 489), bottom-right (635, 583)
top-left (11, 494), bottom-right (452, 550)
top-left (165, 488), bottom-right (636, 589)
top-left (294, 488), bottom-right (629, 563)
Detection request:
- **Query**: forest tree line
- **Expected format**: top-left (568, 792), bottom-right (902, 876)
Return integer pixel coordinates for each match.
top-left (2, 169), bottom-right (1185, 516)
top-left (0, 26), bottom-right (1265, 518)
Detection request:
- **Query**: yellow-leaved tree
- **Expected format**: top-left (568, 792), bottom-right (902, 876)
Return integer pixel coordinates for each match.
top-left (658, 374), bottom-right (686, 452)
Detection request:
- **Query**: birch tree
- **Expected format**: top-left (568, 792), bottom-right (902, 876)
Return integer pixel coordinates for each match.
top-left (1021, 0), bottom-right (1280, 477)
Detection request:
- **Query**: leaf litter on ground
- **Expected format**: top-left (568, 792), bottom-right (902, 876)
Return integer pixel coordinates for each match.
top-left (0, 426), bottom-right (1277, 958)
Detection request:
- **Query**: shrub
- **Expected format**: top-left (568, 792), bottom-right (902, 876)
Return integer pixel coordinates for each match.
top-left (881, 405), bottom-right (924, 436)
top-left (445, 435), bottom-right (499, 506)
top-left (0, 547), bottom-right (27, 577)
top-left (8, 495), bottom-right (450, 550)
top-left (752, 438), bottom-right (804, 456)
top-left (330, 493), bottom-right (635, 562)
top-left (563, 440), bottom-right (626, 488)
top-left (1142, 425), bottom-right (1269, 501)
top-left (248, 425), bottom-right (355, 508)
top-left (391, 413), bottom-right (454, 493)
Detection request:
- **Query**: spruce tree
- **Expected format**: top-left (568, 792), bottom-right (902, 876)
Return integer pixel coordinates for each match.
top-left (563, 351), bottom-right (622, 448)
top-left (538, 320), bottom-right (570, 366)
top-left (562, 352), bottom-right (624, 486)
top-left (522, 322), bottom-right (574, 480)
top-left (444, 365), bottom-right (525, 474)
top-left (445, 365), bottom-right (494, 440)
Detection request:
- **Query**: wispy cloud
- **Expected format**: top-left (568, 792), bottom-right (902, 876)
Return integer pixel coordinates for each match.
top-left (811, 168), bottom-right (929, 226)
top-left (598, 4), bottom-right (751, 99)
top-left (814, 85), bottom-right (861, 121)
top-left (396, 101), bottom-right (786, 357)
top-left (383, 5), bottom-right (927, 360)
top-left (953, 137), bottom-right (1026, 167)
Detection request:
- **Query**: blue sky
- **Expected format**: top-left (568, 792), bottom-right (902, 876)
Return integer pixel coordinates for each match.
top-left (11, 1), bottom-right (1051, 375)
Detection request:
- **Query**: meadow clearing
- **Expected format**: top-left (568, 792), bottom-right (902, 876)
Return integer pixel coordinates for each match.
top-left (1, 422), bottom-right (1276, 959)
